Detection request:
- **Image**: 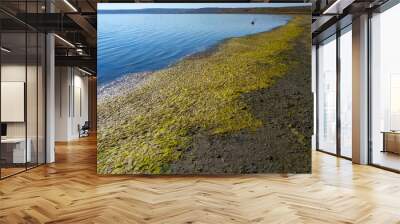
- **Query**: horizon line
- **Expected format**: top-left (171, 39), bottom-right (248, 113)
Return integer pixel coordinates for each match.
top-left (98, 3), bottom-right (311, 11)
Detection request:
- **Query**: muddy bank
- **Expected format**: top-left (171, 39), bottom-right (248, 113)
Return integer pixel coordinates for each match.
top-left (170, 22), bottom-right (312, 173)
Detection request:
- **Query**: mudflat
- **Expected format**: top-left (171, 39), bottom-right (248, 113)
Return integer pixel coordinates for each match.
top-left (97, 15), bottom-right (312, 174)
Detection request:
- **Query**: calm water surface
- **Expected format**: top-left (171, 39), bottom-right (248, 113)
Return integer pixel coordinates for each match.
top-left (98, 13), bottom-right (291, 85)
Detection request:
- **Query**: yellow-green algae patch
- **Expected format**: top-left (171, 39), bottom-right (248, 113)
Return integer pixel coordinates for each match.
top-left (97, 16), bottom-right (308, 174)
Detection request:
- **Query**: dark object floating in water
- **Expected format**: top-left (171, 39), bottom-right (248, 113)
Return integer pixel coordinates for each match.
top-left (251, 20), bottom-right (255, 25)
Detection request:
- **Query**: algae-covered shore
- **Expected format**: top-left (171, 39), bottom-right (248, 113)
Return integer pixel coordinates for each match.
top-left (97, 15), bottom-right (312, 174)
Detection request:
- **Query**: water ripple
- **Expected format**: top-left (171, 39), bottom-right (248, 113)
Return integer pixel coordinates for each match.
top-left (98, 13), bottom-right (291, 85)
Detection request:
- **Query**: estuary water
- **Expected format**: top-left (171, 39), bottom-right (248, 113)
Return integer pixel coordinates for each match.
top-left (98, 13), bottom-right (291, 85)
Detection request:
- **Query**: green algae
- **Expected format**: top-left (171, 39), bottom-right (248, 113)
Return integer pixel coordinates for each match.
top-left (97, 15), bottom-right (309, 174)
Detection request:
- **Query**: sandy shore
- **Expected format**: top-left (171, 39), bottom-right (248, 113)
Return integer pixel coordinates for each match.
top-left (97, 72), bottom-right (152, 103)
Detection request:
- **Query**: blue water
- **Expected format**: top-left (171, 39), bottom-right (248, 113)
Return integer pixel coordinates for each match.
top-left (98, 13), bottom-right (291, 85)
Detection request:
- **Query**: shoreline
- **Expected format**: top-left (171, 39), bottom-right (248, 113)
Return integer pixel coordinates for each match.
top-left (185, 21), bottom-right (288, 60)
top-left (98, 17), bottom-right (292, 100)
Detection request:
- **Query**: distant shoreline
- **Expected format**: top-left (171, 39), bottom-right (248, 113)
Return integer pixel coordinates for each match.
top-left (98, 7), bottom-right (310, 15)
